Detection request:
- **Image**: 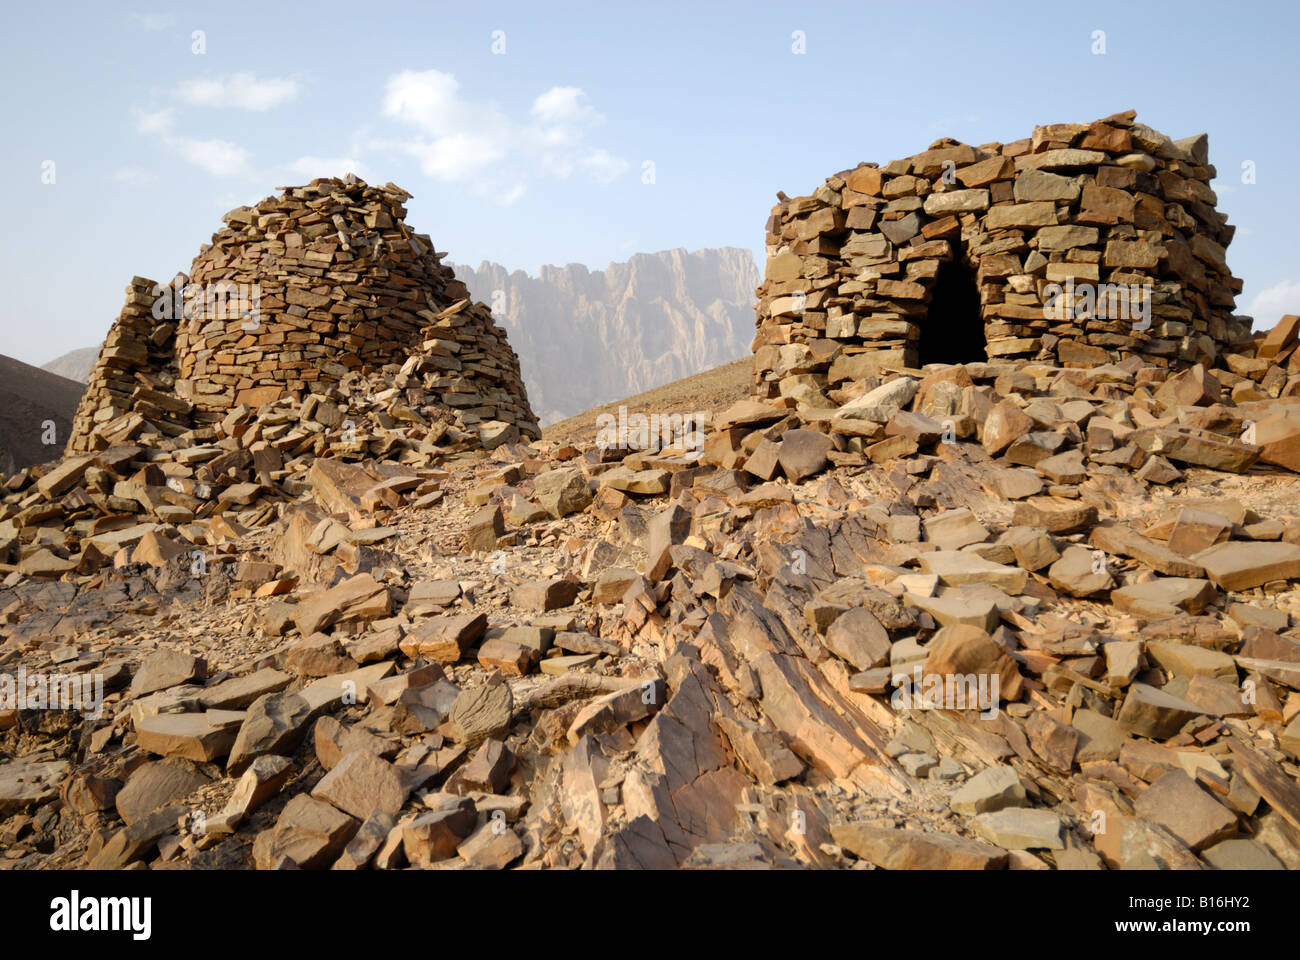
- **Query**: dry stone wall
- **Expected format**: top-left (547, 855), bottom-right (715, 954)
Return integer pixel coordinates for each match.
top-left (67, 177), bottom-right (539, 454)
top-left (753, 110), bottom-right (1250, 402)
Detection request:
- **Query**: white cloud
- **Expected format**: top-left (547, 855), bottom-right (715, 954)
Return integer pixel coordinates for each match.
top-left (177, 72), bottom-right (300, 111)
top-left (283, 155), bottom-right (374, 182)
top-left (174, 138), bottom-right (253, 177)
top-left (407, 133), bottom-right (506, 181)
top-left (1248, 279), bottom-right (1300, 328)
top-left (130, 106), bottom-right (253, 178)
top-left (373, 70), bottom-right (626, 203)
top-left (531, 86), bottom-right (600, 132)
top-left (577, 149), bottom-right (629, 184)
top-left (132, 107), bottom-right (175, 135)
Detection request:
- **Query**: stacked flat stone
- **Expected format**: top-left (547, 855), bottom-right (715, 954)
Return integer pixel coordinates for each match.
top-left (67, 177), bottom-right (539, 455)
top-left (753, 110), bottom-right (1251, 400)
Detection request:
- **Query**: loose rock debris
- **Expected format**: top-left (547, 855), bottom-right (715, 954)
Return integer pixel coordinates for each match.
top-left (4, 140), bottom-right (1300, 873)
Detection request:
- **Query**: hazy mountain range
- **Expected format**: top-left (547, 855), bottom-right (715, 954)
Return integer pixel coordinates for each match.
top-left (451, 247), bottom-right (759, 424)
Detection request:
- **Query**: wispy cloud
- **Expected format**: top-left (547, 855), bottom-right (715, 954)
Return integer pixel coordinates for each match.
top-left (131, 107), bottom-right (253, 178)
top-left (374, 69), bottom-right (627, 204)
top-left (282, 154), bottom-right (373, 182)
top-left (176, 72), bottom-right (301, 111)
top-left (1248, 279), bottom-right (1300, 328)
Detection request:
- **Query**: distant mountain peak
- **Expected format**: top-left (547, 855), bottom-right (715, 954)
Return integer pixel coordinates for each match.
top-left (450, 248), bottom-right (760, 426)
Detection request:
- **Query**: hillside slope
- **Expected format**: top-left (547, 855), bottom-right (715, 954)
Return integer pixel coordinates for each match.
top-left (0, 354), bottom-right (86, 473)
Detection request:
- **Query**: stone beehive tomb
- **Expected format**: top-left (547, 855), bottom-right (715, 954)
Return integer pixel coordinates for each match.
top-left (753, 110), bottom-right (1250, 401)
top-left (67, 176), bottom-right (539, 454)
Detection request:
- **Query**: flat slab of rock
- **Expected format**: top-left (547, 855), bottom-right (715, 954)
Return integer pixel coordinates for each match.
top-left (199, 668), bottom-right (292, 710)
top-left (972, 808), bottom-right (1063, 850)
top-left (1194, 540), bottom-right (1300, 591)
top-left (0, 759), bottom-right (69, 815)
top-left (399, 612), bottom-right (487, 663)
top-left (918, 551), bottom-right (1027, 593)
top-left (1111, 577), bottom-right (1216, 618)
top-left (1090, 524), bottom-right (1205, 578)
top-left (292, 573), bottom-right (391, 636)
top-left (923, 509), bottom-right (989, 550)
top-left (136, 710), bottom-right (245, 762)
top-left (835, 377), bottom-right (918, 423)
top-left (1011, 496), bottom-right (1097, 533)
top-left (831, 823), bottom-right (1007, 869)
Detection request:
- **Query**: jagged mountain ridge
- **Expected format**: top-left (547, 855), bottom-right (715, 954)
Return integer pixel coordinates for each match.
top-left (451, 247), bottom-right (759, 425)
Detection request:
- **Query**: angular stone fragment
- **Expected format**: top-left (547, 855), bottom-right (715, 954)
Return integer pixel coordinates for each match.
top-left (129, 649), bottom-right (207, 698)
top-left (1133, 770), bottom-right (1237, 851)
top-left (777, 429), bottom-right (834, 482)
top-left (533, 467), bottom-right (592, 518)
top-left (466, 504), bottom-right (504, 553)
top-left (567, 679), bottom-right (666, 744)
top-left (1047, 544), bottom-right (1114, 597)
top-left (949, 765), bottom-right (1026, 815)
top-left (1011, 496), bottom-right (1097, 534)
top-left (312, 750), bottom-right (410, 821)
top-left (831, 823), bottom-right (1007, 869)
top-left (402, 797), bottom-right (477, 867)
top-left (918, 551), bottom-right (1027, 593)
top-left (135, 710), bottom-right (244, 762)
top-left (253, 794), bottom-right (359, 870)
top-left (513, 577), bottom-right (580, 612)
top-left (446, 677), bottom-right (514, 748)
top-left (115, 758), bottom-right (211, 825)
top-left (223, 755), bottom-right (294, 820)
top-left (292, 573), bottom-right (391, 636)
top-left (835, 377), bottom-right (918, 423)
top-left (1111, 578), bottom-right (1216, 619)
top-left (923, 624), bottom-right (1021, 703)
top-left (1089, 524), bottom-right (1205, 578)
top-left (227, 692), bottom-right (318, 775)
top-left (972, 808), bottom-right (1064, 850)
top-left (923, 509), bottom-right (989, 550)
top-left (1194, 540), bottom-right (1300, 591)
top-left (1116, 683), bottom-right (1201, 739)
top-left (333, 811), bottom-right (398, 870)
top-left (824, 606), bottom-right (892, 671)
top-left (398, 612), bottom-right (487, 663)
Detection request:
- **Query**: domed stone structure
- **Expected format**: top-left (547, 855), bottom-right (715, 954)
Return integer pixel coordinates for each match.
top-left (752, 111), bottom-right (1250, 400)
top-left (67, 177), bottom-right (539, 454)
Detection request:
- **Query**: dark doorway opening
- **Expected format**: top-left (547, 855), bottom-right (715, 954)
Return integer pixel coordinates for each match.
top-left (918, 260), bottom-right (984, 366)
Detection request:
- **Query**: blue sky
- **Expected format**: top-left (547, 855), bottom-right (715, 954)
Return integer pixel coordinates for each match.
top-left (3, 0), bottom-right (1298, 368)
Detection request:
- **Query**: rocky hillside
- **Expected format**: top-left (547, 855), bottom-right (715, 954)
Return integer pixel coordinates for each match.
top-left (452, 248), bottom-right (759, 425)
top-left (4, 316), bottom-right (1300, 871)
top-left (0, 354), bottom-right (85, 474)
